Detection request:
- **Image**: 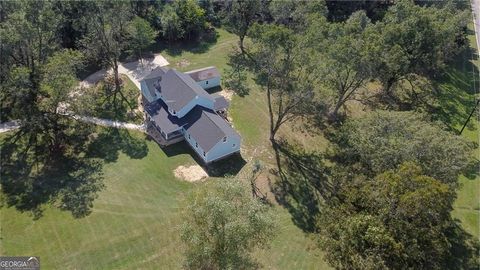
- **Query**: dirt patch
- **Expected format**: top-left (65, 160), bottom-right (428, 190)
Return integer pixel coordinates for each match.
top-left (219, 89), bottom-right (234, 101)
top-left (174, 165), bottom-right (208, 182)
top-left (176, 59), bottom-right (190, 68)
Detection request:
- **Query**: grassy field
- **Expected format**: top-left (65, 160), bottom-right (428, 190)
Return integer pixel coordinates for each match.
top-left (0, 28), bottom-right (330, 269)
top-left (450, 26), bottom-right (480, 238)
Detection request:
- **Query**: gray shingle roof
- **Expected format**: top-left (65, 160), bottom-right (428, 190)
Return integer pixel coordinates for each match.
top-left (144, 99), bottom-right (186, 134)
top-left (212, 94), bottom-right (229, 110)
top-left (185, 66), bottom-right (220, 82)
top-left (160, 69), bottom-right (212, 113)
top-left (183, 106), bottom-right (240, 152)
top-left (142, 67), bottom-right (168, 99)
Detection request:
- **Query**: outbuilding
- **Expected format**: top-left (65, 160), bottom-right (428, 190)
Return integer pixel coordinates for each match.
top-left (185, 66), bottom-right (221, 90)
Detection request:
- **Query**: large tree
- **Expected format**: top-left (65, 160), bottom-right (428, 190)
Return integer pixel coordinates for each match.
top-left (367, 0), bottom-right (468, 97)
top-left (126, 16), bottom-right (158, 59)
top-left (306, 11), bottom-right (372, 121)
top-left (243, 23), bottom-right (316, 144)
top-left (318, 162), bottom-right (479, 270)
top-left (1, 49), bottom-right (104, 218)
top-left (79, 1), bottom-right (135, 111)
top-left (338, 110), bottom-right (471, 186)
top-left (221, 0), bottom-right (261, 53)
top-left (181, 179), bottom-right (275, 270)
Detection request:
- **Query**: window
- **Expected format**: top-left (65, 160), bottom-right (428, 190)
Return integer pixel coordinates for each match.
top-left (195, 142), bottom-right (198, 148)
top-left (203, 151), bottom-right (206, 157)
top-left (222, 137), bottom-right (227, 143)
top-left (188, 134), bottom-right (191, 139)
top-left (206, 81), bottom-right (209, 85)
top-left (172, 110), bottom-right (176, 115)
top-left (233, 144), bottom-right (236, 148)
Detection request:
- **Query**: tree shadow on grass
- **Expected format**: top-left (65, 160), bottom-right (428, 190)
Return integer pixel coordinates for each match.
top-left (86, 127), bottom-right (148, 162)
top-left (429, 45), bottom-right (479, 132)
top-left (0, 121), bottom-right (106, 219)
top-left (270, 139), bottom-right (334, 233)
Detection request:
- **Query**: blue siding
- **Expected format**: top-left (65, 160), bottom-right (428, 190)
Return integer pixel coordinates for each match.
top-left (183, 129), bottom-right (208, 162)
top-left (141, 81), bottom-right (156, 103)
top-left (196, 77), bottom-right (220, 90)
top-left (206, 134), bottom-right (241, 163)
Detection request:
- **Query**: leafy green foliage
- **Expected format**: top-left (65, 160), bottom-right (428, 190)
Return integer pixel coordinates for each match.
top-left (318, 162), bottom-right (479, 270)
top-left (181, 179), bottom-right (275, 270)
top-left (306, 11), bottom-right (372, 120)
top-left (1, 50), bottom-right (103, 218)
top-left (339, 110), bottom-right (471, 185)
top-left (159, 0), bottom-right (207, 41)
top-left (366, 0), bottom-right (469, 96)
top-left (221, 0), bottom-right (261, 51)
top-left (126, 16), bottom-right (158, 58)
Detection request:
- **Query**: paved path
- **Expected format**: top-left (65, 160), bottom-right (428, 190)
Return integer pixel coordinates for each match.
top-left (0, 116), bottom-right (145, 134)
top-left (472, 0), bottom-right (480, 55)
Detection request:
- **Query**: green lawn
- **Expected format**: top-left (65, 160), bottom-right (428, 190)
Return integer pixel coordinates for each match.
top-left (450, 26), bottom-right (480, 239)
top-left (1, 28), bottom-right (330, 269)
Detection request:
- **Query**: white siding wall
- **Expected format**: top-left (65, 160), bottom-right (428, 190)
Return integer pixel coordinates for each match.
top-left (140, 81), bottom-right (156, 103)
top-left (176, 96), bottom-right (214, 118)
top-left (206, 135), bottom-right (241, 163)
top-left (196, 77), bottom-right (221, 90)
top-left (183, 129), bottom-right (208, 162)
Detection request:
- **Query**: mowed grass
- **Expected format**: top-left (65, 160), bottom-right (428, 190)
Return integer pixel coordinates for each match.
top-left (1, 28), bottom-right (331, 269)
top-left (444, 25), bottom-right (480, 238)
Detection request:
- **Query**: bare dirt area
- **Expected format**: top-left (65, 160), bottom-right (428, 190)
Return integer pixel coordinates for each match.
top-left (174, 165), bottom-right (208, 182)
top-left (219, 88), bottom-right (234, 101)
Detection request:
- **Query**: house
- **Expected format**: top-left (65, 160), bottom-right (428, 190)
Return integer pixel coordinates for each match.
top-left (140, 66), bottom-right (241, 164)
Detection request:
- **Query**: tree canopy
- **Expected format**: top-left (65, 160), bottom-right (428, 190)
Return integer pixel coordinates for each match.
top-left (338, 110), bottom-right (472, 186)
top-left (318, 162), bottom-right (479, 270)
top-left (181, 179), bottom-right (275, 270)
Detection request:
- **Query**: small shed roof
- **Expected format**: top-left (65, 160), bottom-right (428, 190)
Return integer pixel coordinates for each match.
top-left (185, 66), bottom-right (220, 82)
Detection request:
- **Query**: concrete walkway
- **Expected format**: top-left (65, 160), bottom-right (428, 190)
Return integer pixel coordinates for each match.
top-left (0, 116), bottom-right (145, 134)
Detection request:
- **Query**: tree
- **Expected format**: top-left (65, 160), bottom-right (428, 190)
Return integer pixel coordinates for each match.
top-left (269, 0), bottom-right (327, 31)
top-left (245, 23), bottom-right (316, 144)
top-left (1, 49), bottom-right (104, 218)
top-left (338, 110), bottom-right (471, 186)
top-left (126, 16), bottom-right (157, 59)
top-left (181, 179), bottom-right (275, 270)
top-left (306, 11), bottom-right (372, 121)
top-left (159, 4), bottom-right (184, 42)
top-left (79, 1), bottom-right (135, 111)
top-left (367, 0), bottom-right (468, 97)
top-left (318, 162), bottom-right (479, 270)
top-left (222, 0), bottom-right (261, 53)
top-left (0, 0), bottom-right (62, 121)
top-left (159, 0), bottom-right (207, 41)
top-left (175, 0), bottom-right (207, 40)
